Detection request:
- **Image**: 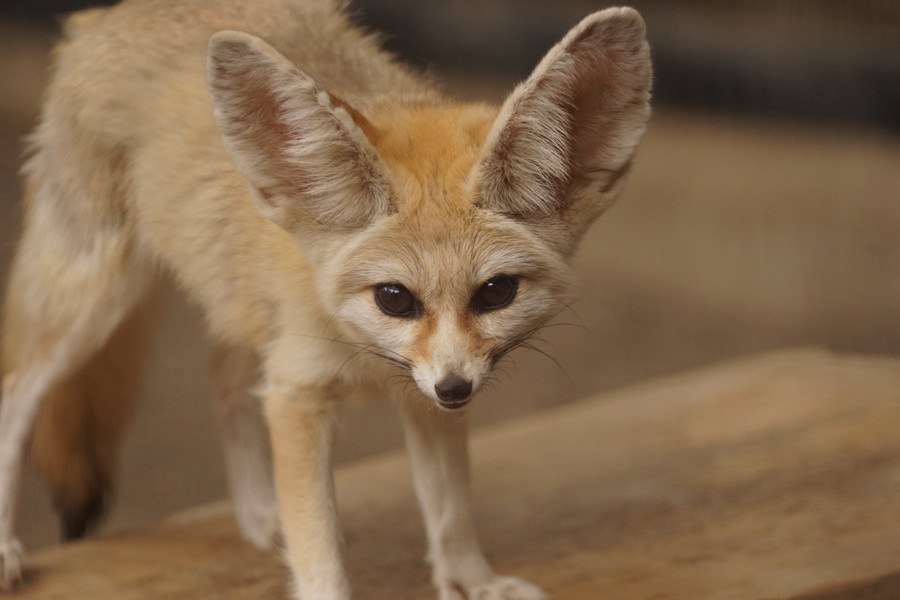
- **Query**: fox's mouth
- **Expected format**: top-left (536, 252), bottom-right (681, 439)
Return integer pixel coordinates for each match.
top-left (435, 396), bottom-right (471, 411)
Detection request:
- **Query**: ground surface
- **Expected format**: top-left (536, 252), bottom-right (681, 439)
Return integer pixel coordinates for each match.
top-left (16, 349), bottom-right (900, 599)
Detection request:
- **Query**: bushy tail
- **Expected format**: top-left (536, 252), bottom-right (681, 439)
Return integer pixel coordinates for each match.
top-left (27, 299), bottom-right (157, 541)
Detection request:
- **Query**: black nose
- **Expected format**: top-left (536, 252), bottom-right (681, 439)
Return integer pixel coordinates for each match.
top-left (434, 375), bottom-right (473, 408)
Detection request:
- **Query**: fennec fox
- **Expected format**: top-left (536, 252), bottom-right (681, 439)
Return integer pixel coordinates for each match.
top-left (0, 0), bottom-right (651, 597)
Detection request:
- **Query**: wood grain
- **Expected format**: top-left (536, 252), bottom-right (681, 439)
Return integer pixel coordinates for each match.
top-left (17, 348), bottom-right (900, 599)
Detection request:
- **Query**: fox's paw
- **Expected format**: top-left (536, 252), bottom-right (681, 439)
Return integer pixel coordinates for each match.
top-left (235, 500), bottom-right (280, 551)
top-left (441, 576), bottom-right (547, 600)
top-left (231, 472), bottom-right (280, 551)
top-left (0, 538), bottom-right (25, 592)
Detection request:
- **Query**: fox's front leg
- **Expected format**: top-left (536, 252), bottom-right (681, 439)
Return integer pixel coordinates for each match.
top-left (210, 345), bottom-right (278, 550)
top-left (264, 386), bottom-right (350, 600)
top-left (400, 403), bottom-right (546, 600)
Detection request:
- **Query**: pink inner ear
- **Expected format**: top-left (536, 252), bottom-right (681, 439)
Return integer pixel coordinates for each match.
top-left (240, 82), bottom-right (293, 168)
top-left (475, 72), bottom-right (574, 218)
top-left (209, 34), bottom-right (393, 232)
top-left (564, 17), bottom-right (652, 180)
top-left (208, 36), bottom-right (307, 205)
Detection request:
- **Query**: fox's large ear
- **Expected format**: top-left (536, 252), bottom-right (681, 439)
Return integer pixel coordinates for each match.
top-left (475, 8), bottom-right (652, 254)
top-left (207, 31), bottom-right (392, 233)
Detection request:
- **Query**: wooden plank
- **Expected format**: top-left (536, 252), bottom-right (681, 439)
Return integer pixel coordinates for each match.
top-left (17, 348), bottom-right (900, 599)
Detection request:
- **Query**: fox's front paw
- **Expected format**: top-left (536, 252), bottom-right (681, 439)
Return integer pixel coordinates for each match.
top-left (234, 496), bottom-right (280, 550)
top-left (441, 576), bottom-right (547, 600)
top-left (0, 538), bottom-right (25, 592)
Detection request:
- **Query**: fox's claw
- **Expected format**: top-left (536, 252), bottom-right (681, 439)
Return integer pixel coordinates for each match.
top-left (0, 538), bottom-right (25, 592)
top-left (471, 577), bottom-right (547, 600)
top-left (441, 576), bottom-right (547, 600)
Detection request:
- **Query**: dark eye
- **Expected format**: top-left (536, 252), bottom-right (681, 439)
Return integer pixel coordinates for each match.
top-left (471, 275), bottom-right (518, 314)
top-left (374, 283), bottom-right (422, 318)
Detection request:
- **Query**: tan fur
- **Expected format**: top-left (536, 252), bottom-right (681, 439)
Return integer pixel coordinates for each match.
top-left (0, 1), bottom-right (651, 597)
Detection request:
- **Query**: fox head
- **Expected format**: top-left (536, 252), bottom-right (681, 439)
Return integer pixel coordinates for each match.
top-left (207, 8), bottom-right (652, 409)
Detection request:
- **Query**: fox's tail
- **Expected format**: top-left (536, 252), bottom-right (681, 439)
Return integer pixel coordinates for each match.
top-left (24, 298), bottom-right (157, 540)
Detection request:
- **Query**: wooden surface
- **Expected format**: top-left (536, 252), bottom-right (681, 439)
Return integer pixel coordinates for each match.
top-left (16, 348), bottom-right (900, 599)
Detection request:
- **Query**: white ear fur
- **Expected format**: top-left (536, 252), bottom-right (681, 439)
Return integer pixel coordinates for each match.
top-left (476, 8), bottom-right (652, 242)
top-left (207, 31), bottom-right (392, 232)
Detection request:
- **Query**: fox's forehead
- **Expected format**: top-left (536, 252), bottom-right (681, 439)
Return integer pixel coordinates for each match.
top-left (369, 103), bottom-right (498, 218)
top-left (333, 208), bottom-right (567, 304)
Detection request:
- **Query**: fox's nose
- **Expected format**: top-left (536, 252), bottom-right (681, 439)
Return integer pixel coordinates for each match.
top-left (434, 375), bottom-right (473, 408)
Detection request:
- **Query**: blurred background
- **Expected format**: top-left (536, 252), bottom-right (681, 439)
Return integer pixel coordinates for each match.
top-left (0, 0), bottom-right (898, 551)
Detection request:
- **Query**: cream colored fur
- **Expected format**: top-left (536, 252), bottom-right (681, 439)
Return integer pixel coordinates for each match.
top-left (0, 1), bottom-right (651, 598)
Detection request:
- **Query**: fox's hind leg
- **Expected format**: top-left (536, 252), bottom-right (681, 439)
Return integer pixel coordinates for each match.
top-left (0, 185), bottom-right (154, 589)
top-left (210, 344), bottom-right (278, 550)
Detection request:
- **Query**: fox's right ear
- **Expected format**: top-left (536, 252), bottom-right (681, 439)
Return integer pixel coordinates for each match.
top-left (474, 8), bottom-right (652, 256)
top-left (207, 31), bottom-right (392, 234)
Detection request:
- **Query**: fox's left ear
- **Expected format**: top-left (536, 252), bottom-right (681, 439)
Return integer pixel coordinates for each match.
top-left (207, 31), bottom-right (392, 237)
top-left (475, 8), bottom-right (652, 255)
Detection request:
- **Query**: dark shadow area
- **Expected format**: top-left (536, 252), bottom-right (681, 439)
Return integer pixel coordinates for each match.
top-left (3, 0), bottom-right (898, 132)
top-left (355, 0), bottom-right (900, 133)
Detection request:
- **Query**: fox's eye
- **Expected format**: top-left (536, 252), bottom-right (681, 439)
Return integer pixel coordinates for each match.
top-left (471, 275), bottom-right (518, 314)
top-left (374, 283), bottom-right (422, 318)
